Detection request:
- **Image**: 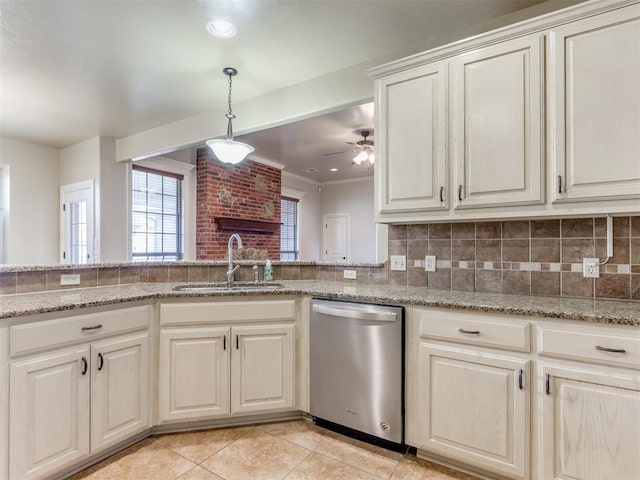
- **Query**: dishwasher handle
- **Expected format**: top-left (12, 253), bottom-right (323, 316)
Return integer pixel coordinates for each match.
top-left (312, 303), bottom-right (398, 322)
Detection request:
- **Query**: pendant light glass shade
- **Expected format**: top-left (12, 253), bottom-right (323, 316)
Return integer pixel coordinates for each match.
top-left (206, 138), bottom-right (254, 165)
top-left (206, 67), bottom-right (254, 165)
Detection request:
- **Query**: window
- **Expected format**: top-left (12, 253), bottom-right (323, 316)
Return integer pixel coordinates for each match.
top-left (280, 197), bottom-right (299, 260)
top-left (131, 165), bottom-right (183, 261)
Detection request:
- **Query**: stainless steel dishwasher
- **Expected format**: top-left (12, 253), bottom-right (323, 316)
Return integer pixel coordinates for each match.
top-left (309, 298), bottom-right (404, 447)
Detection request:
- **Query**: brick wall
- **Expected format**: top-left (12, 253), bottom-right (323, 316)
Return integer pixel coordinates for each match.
top-left (196, 148), bottom-right (281, 260)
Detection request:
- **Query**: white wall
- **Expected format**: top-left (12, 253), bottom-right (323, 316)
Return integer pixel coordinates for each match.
top-left (59, 137), bottom-right (100, 185)
top-left (98, 137), bottom-right (130, 262)
top-left (281, 172), bottom-right (322, 261)
top-left (0, 137), bottom-right (60, 264)
top-left (320, 177), bottom-right (376, 263)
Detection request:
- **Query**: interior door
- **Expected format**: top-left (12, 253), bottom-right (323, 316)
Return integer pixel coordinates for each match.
top-left (60, 180), bottom-right (95, 264)
top-left (323, 213), bottom-right (350, 262)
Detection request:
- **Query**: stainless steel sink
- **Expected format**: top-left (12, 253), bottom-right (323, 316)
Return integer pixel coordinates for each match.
top-left (172, 282), bottom-right (284, 292)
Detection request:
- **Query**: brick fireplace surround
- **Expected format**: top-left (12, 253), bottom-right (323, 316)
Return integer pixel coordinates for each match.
top-left (195, 148), bottom-right (282, 260)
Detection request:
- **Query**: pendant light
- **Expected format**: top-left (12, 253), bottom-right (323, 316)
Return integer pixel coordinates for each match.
top-left (206, 67), bottom-right (254, 165)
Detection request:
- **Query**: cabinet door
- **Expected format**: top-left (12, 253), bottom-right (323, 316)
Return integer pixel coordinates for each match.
top-left (451, 34), bottom-right (544, 209)
top-left (375, 62), bottom-right (447, 216)
top-left (10, 346), bottom-right (90, 480)
top-left (417, 343), bottom-right (529, 479)
top-left (231, 324), bottom-right (295, 414)
top-left (549, 5), bottom-right (640, 202)
top-left (540, 364), bottom-right (640, 480)
top-left (91, 332), bottom-right (149, 451)
top-left (158, 327), bottom-right (230, 422)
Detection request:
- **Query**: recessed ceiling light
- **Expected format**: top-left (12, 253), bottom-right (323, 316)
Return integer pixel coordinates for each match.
top-left (206, 19), bottom-right (237, 39)
top-left (330, 168), bottom-right (338, 172)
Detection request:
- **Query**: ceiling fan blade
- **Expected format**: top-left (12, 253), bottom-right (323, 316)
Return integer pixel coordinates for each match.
top-left (322, 150), bottom-right (350, 156)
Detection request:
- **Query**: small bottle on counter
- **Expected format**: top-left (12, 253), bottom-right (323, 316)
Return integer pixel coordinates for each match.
top-left (264, 260), bottom-right (273, 281)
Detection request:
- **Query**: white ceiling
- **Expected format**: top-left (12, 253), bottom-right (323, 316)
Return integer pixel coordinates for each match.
top-left (0, 0), bottom-right (581, 179)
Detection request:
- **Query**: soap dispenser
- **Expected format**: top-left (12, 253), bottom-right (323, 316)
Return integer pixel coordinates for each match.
top-left (264, 260), bottom-right (273, 281)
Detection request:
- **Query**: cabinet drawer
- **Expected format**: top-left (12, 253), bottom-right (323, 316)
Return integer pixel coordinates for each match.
top-left (161, 300), bottom-right (296, 326)
top-left (10, 305), bottom-right (151, 357)
top-left (417, 308), bottom-right (530, 352)
top-left (539, 326), bottom-right (640, 369)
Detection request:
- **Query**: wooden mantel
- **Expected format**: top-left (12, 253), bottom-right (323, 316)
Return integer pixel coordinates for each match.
top-left (213, 217), bottom-right (280, 234)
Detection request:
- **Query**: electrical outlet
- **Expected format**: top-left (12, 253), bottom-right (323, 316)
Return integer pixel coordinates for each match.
top-left (60, 274), bottom-right (81, 286)
top-left (343, 269), bottom-right (357, 279)
top-left (583, 258), bottom-right (600, 278)
top-left (425, 255), bottom-right (436, 272)
top-left (390, 255), bottom-right (406, 271)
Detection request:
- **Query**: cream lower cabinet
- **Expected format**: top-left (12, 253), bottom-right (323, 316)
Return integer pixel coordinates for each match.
top-left (539, 363), bottom-right (640, 480)
top-left (8, 305), bottom-right (152, 480)
top-left (10, 331), bottom-right (149, 480)
top-left (158, 299), bottom-right (297, 423)
top-left (158, 324), bottom-right (295, 422)
top-left (90, 333), bottom-right (150, 451)
top-left (417, 343), bottom-right (529, 479)
top-left (10, 345), bottom-right (91, 480)
top-left (412, 308), bottom-right (531, 479)
top-left (231, 325), bottom-right (295, 414)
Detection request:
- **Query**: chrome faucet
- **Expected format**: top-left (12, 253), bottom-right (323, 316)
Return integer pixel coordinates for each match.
top-left (226, 233), bottom-right (243, 285)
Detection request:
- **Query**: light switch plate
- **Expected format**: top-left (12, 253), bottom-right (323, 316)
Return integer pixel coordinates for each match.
top-left (60, 274), bottom-right (81, 286)
top-left (390, 255), bottom-right (406, 271)
top-left (425, 255), bottom-right (436, 272)
top-left (583, 258), bottom-right (600, 278)
top-left (343, 269), bottom-right (357, 279)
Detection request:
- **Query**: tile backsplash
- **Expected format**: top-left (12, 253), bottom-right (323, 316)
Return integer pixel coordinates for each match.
top-left (1, 216), bottom-right (638, 302)
top-left (386, 216), bottom-right (640, 301)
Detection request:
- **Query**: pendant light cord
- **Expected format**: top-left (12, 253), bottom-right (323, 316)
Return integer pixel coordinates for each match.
top-left (227, 73), bottom-right (234, 118)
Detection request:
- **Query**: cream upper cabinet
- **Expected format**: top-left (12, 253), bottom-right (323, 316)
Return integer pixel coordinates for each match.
top-left (375, 61), bottom-right (447, 217)
top-left (451, 34), bottom-right (544, 209)
top-left (549, 4), bottom-right (640, 202)
top-left (540, 363), bottom-right (640, 480)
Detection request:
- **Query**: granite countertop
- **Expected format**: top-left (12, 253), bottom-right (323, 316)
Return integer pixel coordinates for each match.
top-left (0, 281), bottom-right (638, 326)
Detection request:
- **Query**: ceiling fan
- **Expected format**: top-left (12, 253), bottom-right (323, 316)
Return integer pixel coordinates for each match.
top-left (323, 130), bottom-right (375, 165)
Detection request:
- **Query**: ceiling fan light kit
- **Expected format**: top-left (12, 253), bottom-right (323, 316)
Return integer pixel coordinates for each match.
top-left (206, 67), bottom-right (254, 165)
top-left (352, 130), bottom-right (375, 166)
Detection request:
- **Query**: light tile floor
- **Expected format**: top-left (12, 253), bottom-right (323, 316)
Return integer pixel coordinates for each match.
top-left (71, 420), bottom-right (481, 480)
